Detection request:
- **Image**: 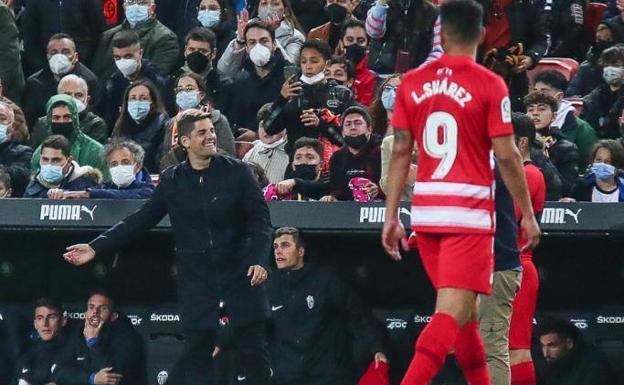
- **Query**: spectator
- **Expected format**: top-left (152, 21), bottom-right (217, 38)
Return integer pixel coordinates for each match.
top-left (22, 33), bottom-right (99, 130)
top-left (243, 103), bottom-right (288, 184)
top-left (325, 55), bottom-right (356, 89)
top-left (566, 21), bottom-right (620, 97)
top-left (0, 167), bottom-right (11, 198)
top-left (307, 0), bottom-right (357, 51)
top-left (605, 0), bottom-right (624, 41)
top-left (265, 39), bottom-right (346, 159)
top-left (53, 289), bottom-right (146, 385)
top-left (97, 30), bottom-right (167, 129)
top-left (321, 106), bottom-right (383, 201)
top-left (111, 79), bottom-right (167, 174)
top-left (251, 0), bottom-right (305, 64)
top-left (62, 138), bottom-right (154, 199)
top-left (0, 1), bottom-right (24, 104)
top-left (20, 0), bottom-right (105, 74)
top-left (0, 82), bottom-right (29, 145)
top-left (220, 20), bottom-right (288, 132)
top-left (31, 74), bottom-right (109, 149)
top-left (536, 318), bottom-right (616, 385)
top-left (564, 139), bottom-right (624, 202)
top-left (365, 0), bottom-right (437, 74)
top-left (533, 70), bottom-right (598, 168)
top-left (24, 135), bottom-right (101, 198)
top-left (194, 0), bottom-right (237, 61)
top-left (14, 298), bottom-right (68, 385)
top-left (546, 0), bottom-right (585, 60)
top-left (290, 0), bottom-right (328, 33)
top-left (92, 0), bottom-right (180, 79)
top-left (30, 95), bottom-right (107, 176)
top-left (275, 137), bottom-right (330, 200)
top-left (267, 227), bottom-right (388, 385)
top-left (336, 19), bottom-right (377, 106)
top-left (0, 102), bottom-right (33, 197)
top-left (524, 91), bottom-right (580, 195)
top-left (582, 44), bottom-right (624, 139)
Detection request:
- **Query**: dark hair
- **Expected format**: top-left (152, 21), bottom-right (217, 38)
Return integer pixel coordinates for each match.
top-left (301, 39), bottom-right (332, 61)
top-left (293, 136), bottom-right (323, 158)
top-left (533, 70), bottom-right (568, 93)
top-left (185, 27), bottom-right (217, 51)
top-left (257, 103), bottom-right (273, 126)
top-left (371, 74), bottom-right (402, 136)
top-left (48, 33), bottom-right (75, 50)
top-left (511, 112), bottom-right (537, 144)
top-left (42, 135), bottom-right (71, 157)
top-left (274, 226), bottom-right (305, 248)
top-left (326, 55), bottom-right (356, 80)
top-left (175, 72), bottom-right (211, 104)
top-left (34, 297), bottom-right (63, 315)
top-left (88, 288), bottom-right (115, 311)
top-left (599, 44), bottom-right (624, 67)
top-left (342, 105), bottom-right (372, 128)
top-left (250, 0), bottom-right (304, 33)
top-left (340, 19), bottom-right (368, 42)
top-left (537, 318), bottom-right (582, 346)
top-left (590, 139), bottom-right (624, 169)
top-left (245, 161), bottom-right (269, 188)
top-left (112, 29), bottom-right (141, 49)
top-left (114, 79), bottom-right (167, 136)
top-left (523, 91), bottom-right (558, 113)
top-left (178, 109), bottom-right (212, 138)
top-left (244, 20), bottom-right (276, 42)
top-left (440, 0), bottom-right (483, 45)
top-left (0, 166), bottom-right (10, 191)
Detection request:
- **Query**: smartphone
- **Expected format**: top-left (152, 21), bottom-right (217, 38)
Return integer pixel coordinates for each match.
top-left (284, 65), bottom-right (300, 82)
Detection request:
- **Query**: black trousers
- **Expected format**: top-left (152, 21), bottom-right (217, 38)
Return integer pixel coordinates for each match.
top-left (168, 321), bottom-right (272, 385)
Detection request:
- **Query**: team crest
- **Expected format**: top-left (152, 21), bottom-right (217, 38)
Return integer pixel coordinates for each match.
top-left (306, 295), bottom-right (315, 309)
top-left (157, 370), bottom-right (168, 385)
top-left (501, 96), bottom-right (511, 123)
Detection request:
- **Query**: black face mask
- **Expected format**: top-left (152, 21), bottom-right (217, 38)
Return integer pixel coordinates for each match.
top-left (327, 3), bottom-right (348, 24)
top-left (292, 164), bottom-right (318, 180)
top-left (186, 51), bottom-right (211, 73)
top-left (51, 122), bottom-right (74, 138)
top-left (345, 44), bottom-right (367, 65)
top-left (344, 134), bottom-right (368, 150)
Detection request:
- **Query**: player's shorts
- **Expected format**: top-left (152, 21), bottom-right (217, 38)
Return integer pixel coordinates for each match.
top-left (509, 258), bottom-right (539, 349)
top-left (415, 232), bottom-right (494, 295)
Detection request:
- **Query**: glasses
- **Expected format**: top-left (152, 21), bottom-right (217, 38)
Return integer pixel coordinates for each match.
top-left (125, 0), bottom-right (150, 5)
top-left (175, 85), bottom-right (199, 93)
top-left (383, 85), bottom-right (398, 92)
top-left (343, 120), bottom-right (366, 128)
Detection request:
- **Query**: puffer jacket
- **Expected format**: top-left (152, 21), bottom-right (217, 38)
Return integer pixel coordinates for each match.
top-left (24, 160), bottom-right (102, 198)
top-left (112, 112), bottom-right (167, 174)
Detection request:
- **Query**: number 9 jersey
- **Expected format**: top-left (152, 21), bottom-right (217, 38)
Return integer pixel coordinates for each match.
top-left (392, 54), bottom-right (514, 235)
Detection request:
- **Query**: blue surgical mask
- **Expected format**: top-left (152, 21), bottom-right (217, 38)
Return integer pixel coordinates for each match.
top-left (197, 10), bottom-right (220, 28)
top-left (381, 88), bottom-right (396, 111)
top-left (591, 162), bottom-right (616, 180)
top-left (0, 123), bottom-right (8, 143)
top-left (176, 91), bottom-right (201, 110)
top-left (126, 4), bottom-right (149, 27)
top-left (40, 164), bottom-right (65, 184)
top-left (127, 100), bottom-right (151, 122)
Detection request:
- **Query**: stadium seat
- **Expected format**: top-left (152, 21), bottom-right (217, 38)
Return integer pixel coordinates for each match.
top-left (584, 3), bottom-right (608, 48)
top-left (564, 97), bottom-right (584, 117)
top-left (528, 58), bottom-right (580, 82)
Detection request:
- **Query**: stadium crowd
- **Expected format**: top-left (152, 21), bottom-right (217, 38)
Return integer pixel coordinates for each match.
top-left (0, 0), bottom-right (623, 383)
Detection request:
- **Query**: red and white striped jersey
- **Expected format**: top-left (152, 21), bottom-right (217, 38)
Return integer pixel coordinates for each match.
top-left (392, 54), bottom-right (513, 234)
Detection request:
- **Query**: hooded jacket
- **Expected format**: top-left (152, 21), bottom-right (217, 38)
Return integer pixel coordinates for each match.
top-left (24, 160), bottom-right (102, 198)
top-left (552, 100), bottom-right (598, 168)
top-left (30, 95), bottom-right (107, 177)
top-left (539, 129), bottom-right (580, 195)
top-left (31, 110), bottom-right (109, 149)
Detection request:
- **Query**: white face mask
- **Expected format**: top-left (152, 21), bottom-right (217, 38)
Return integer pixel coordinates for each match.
top-left (249, 43), bottom-right (272, 67)
top-left (603, 66), bottom-right (624, 85)
top-left (300, 72), bottom-right (325, 85)
top-left (115, 58), bottom-right (139, 77)
top-left (49, 53), bottom-right (73, 76)
top-left (74, 98), bottom-right (87, 113)
top-left (110, 164), bottom-right (136, 187)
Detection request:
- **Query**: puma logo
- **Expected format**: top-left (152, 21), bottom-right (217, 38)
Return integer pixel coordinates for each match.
top-left (80, 205), bottom-right (97, 221)
top-left (564, 208), bottom-right (582, 224)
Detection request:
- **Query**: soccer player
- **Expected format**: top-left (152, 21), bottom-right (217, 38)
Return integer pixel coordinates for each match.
top-left (381, 1), bottom-right (541, 384)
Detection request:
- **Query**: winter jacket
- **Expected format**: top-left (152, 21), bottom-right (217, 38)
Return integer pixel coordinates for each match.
top-left (540, 129), bottom-right (580, 195)
top-left (30, 110), bottom-right (109, 149)
top-left (89, 156), bottom-right (273, 330)
top-left (87, 169), bottom-right (154, 199)
top-left (112, 112), bottom-right (167, 174)
top-left (92, 18), bottom-right (180, 79)
top-left (0, 3), bottom-right (24, 104)
top-left (22, 62), bottom-right (99, 130)
top-left (569, 172), bottom-right (624, 202)
top-left (53, 314), bottom-right (146, 385)
top-left (565, 47), bottom-right (604, 97)
top-left (546, 0), bottom-right (585, 60)
top-left (31, 95), bottom-right (107, 177)
top-left (24, 160), bottom-right (101, 198)
top-left (552, 100), bottom-right (598, 168)
top-left (581, 83), bottom-right (624, 139)
top-left (167, 64), bottom-right (231, 114)
top-left (0, 140), bottom-right (33, 197)
top-left (266, 263), bottom-right (387, 385)
top-left (15, 337), bottom-right (66, 385)
top-left (353, 56), bottom-right (377, 106)
top-left (530, 146), bottom-right (564, 201)
top-left (537, 344), bottom-right (616, 385)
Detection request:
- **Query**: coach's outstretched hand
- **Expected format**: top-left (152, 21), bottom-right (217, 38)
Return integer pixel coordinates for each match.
top-left (64, 244), bottom-right (96, 266)
top-left (382, 218), bottom-right (408, 261)
top-left (520, 215), bottom-right (541, 252)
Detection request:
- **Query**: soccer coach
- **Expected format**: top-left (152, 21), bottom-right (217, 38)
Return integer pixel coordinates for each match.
top-left (64, 109), bottom-right (274, 385)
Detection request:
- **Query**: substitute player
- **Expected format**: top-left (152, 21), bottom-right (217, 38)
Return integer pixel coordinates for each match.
top-left (381, 1), bottom-right (541, 384)
top-left (509, 113), bottom-right (546, 385)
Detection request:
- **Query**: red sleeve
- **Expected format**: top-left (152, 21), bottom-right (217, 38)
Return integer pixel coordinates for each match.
top-left (391, 78), bottom-right (413, 134)
top-left (487, 75), bottom-right (514, 138)
top-left (515, 164), bottom-right (547, 219)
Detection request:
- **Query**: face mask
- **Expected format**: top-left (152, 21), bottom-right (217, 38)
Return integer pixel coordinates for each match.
top-left (603, 66), bottom-right (624, 85)
top-left (186, 51), bottom-right (210, 73)
top-left (381, 88), bottom-right (396, 111)
top-left (126, 4), bottom-right (149, 26)
top-left (344, 133), bottom-right (368, 150)
top-left (110, 164), bottom-right (136, 187)
top-left (176, 90), bottom-right (201, 110)
top-left (115, 58), bottom-right (139, 77)
top-left (127, 100), bottom-right (151, 122)
top-left (293, 164), bottom-right (318, 180)
top-left (249, 43), bottom-right (272, 67)
top-left (258, 6), bottom-right (277, 20)
top-left (0, 123), bottom-right (8, 143)
top-left (345, 44), bottom-right (367, 64)
top-left (327, 3), bottom-right (348, 23)
top-left (197, 9), bottom-right (220, 28)
top-left (40, 164), bottom-right (65, 184)
top-left (300, 72), bottom-right (325, 85)
top-left (595, 40), bottom-right (613, 54)
top-left (51, 122), bottom-right (74, 138)
top-left (591, 162), bottom-right (616, 180)
top-left (74, 98), bottom-right (87, 113)
top-left (49, 53), bottom-right (73, 76)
